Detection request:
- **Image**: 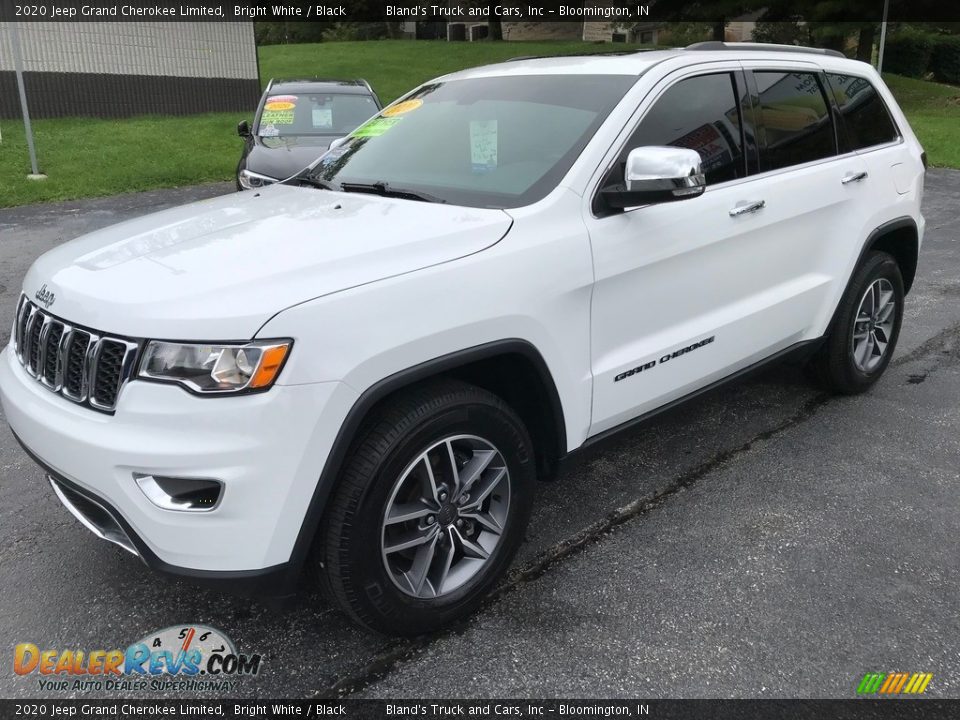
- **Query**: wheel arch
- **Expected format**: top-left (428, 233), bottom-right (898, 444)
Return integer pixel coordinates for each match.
top-left (863, 217), bottom-right (919, 293)
top-left (288, 339), bottom-right (567, 576)
top-left (826, 216), bottom-right (919, 335)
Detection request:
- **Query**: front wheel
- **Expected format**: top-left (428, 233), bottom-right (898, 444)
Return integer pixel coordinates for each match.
top-left (810, 251), bottom-right (904, 394)
top-left (316, 379), bottom-right (535, 635)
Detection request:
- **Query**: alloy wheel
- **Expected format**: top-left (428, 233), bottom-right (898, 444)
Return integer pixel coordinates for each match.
top-left (852, 278), bottom-right (896, 373)
top-left (380, 435), bottom-right (511, 599)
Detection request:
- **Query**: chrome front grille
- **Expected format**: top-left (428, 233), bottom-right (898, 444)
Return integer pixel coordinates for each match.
top-left (12, 295), bottom-right (139, 413)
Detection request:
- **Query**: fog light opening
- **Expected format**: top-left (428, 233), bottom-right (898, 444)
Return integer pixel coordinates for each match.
top-left (134, 474), bottom-right (223, 512)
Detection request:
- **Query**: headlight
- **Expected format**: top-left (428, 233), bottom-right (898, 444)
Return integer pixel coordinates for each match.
top-left (238, 168), bottom-right (277, 190)
top-left (138, 340), bottom-right (292, 394)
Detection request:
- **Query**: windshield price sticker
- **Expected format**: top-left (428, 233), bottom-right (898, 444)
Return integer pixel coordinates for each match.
top-left (351, 117), bottom-right (401, 138)
top-left (470, 120), bottom-right (498, 173)
top-left (382, 99), bottom-right (423, 117)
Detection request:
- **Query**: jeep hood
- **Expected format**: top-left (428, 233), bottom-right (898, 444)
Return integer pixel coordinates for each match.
top-left (24, 185), bottom-right (512, 339)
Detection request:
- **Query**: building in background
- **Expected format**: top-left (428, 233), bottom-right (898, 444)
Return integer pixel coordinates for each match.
top-left (0, 22), bottom-right (259, 119)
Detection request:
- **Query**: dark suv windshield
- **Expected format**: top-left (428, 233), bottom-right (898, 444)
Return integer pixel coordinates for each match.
top-left (257, 92), bottom-right (379, 137)
top-left (306, 75), bottom-right (636, 208)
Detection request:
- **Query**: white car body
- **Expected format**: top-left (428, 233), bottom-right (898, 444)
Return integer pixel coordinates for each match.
top-left (0, 46), bottom-right (925, 593)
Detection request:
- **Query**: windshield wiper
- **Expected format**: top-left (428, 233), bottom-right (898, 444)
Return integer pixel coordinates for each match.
top-left (339, 181), bottom-right (446, 204)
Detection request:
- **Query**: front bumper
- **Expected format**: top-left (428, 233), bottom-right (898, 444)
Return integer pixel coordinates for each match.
top-left (0, 346), bottom-right (356, 586)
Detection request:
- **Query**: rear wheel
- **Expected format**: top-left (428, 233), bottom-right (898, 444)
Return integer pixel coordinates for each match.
top-left (317, 379), bottom-right (535, 635)
top-left (810, 251), bottom-right (904, 394)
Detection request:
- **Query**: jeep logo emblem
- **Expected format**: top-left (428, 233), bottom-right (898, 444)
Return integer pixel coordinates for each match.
top-left (34, 284), bottom-right (56, 309)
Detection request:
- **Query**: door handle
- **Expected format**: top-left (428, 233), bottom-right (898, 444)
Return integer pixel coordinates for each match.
top-left (728, 200), bottom-right (765, 217)
top-left (841, 171), bottom-right (869, 184)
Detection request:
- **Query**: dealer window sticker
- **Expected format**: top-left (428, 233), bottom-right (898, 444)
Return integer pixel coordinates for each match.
top-left (351, 117), bottom-right (401, 138)
top-left (264, 95), bottom-right (297, 109)
top-left (381, 99), bottom-right (423, 117)
top-left (312, 107), bottom-right (334, 130)
top-left (470, 119), bottom-right (498, 173)
top-left (260, 95), bottom-right (297, 131)
top-left (261, 109), bottom-right (294, 127)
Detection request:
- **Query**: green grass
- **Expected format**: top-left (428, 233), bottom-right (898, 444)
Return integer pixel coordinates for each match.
top-left (260, 39), bottom-right (650, 105)
top-left (0, 113), bottom-right (240, 208)
top-left (882, 73), bottom-right (960, 169)
top-left (1, 40), bottom-right (958, 208)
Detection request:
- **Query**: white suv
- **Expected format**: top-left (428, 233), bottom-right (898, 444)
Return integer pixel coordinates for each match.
top-left (0, 43), bottom-right (925, 635)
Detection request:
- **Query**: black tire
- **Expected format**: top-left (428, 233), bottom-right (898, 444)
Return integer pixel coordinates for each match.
top-left (809, 251), bottom-right (904, 394)
top-left (316, 378), bottom-right (535, 635)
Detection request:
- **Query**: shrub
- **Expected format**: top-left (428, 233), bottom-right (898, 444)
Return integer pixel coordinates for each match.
top-left (321, 22), bottom-right (391, 42)
top-left (255, 22), bottom-right (327, 45)
top-left (930, 35), bottom-right (960, 85)
top-left (656, 23), bottom-right (712, 47)
top-left (883, 30), bottom-right (933, 77)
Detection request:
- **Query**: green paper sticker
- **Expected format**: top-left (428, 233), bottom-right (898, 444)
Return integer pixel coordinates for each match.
top-left (351, 117), bottom-right (401, 138)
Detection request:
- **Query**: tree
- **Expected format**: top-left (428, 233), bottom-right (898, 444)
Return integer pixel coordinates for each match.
top-left (656, 0), bottom-right (759, 43)
top-left (752, 20), bottom-right (809, 45)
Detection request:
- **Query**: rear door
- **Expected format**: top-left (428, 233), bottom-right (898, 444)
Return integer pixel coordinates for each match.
top-left (740, 60), bottom-right (874, 335)
top-left (585, 60), bottom-right (871, 437)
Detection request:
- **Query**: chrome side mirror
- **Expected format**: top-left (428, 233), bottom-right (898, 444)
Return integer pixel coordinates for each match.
top-left (601, 146), bottom-right (706, 209)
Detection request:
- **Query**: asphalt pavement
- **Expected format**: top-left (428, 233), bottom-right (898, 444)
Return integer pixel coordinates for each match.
top-left (0, 174), bottom-right (958, 699)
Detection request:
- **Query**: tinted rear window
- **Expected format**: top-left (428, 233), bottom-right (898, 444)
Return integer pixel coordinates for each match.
top-left (826, 73), bottom-right (899, 150)
top-left (753, 71), bottom-right (836, 172)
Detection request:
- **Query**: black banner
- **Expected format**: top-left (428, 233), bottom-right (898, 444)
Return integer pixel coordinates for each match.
top-left (1, 700), bottom-right (960, 720)
top-left (1, 0), bottom-right (959, 23)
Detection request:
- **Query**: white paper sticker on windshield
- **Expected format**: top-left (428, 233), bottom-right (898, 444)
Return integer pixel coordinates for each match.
top-left (313, 107), bottom-right (333, 129)
top-left (470, 120), bottom-right (497, 174)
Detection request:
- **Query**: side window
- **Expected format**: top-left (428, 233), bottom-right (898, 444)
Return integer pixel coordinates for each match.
top-left (825, 73), bottom-right (899, 150)
top-left (612, 73), bottom-right (747, 186)
top-left (753, 71), bottom-right (836, 172)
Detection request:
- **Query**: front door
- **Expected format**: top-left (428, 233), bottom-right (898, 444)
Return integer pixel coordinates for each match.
top-left (586, 63), bottom-right (870, 436)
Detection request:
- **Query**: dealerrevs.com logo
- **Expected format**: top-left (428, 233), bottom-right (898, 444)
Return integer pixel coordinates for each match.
top-left (14, 625), bottom-right (262, 693)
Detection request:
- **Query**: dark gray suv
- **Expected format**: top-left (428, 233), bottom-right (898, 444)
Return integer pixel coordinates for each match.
top-left (236, 78), bottom-right (382, 190)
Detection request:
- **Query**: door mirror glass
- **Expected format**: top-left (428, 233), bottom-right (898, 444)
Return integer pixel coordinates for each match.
top-left (237, 120), bottom-right (251, 138)
top-left (602, 146), bottom-right (705, 209)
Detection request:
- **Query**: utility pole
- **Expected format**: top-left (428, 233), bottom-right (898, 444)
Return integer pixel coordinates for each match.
top-left (877, 0), bottom-right (890, 74)
top-left (7, 19), bottom-right (45, 179)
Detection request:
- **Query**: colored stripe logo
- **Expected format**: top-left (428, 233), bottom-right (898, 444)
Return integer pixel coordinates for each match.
top-left (857, 672), bottom-right (933, 694)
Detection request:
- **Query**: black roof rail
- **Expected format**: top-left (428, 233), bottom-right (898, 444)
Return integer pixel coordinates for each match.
top-left (685, 41), bottom-right (846, 59)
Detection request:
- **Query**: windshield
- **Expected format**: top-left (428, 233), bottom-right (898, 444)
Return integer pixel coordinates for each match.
top-left (306, 75), bottom-right (636, 208)
top-left (257, 92), bottom-right (379, 137)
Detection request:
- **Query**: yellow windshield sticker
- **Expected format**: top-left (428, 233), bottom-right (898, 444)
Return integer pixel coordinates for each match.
top-left (382, 99), bottom-right (423, 117)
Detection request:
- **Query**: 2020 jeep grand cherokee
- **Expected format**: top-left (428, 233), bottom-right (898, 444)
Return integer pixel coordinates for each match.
top-left (0, 44), bottom-right (924, 634)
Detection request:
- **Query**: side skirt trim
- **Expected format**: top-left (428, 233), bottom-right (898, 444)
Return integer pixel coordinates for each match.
top-left (559, 338), bottom-right (822, 471)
